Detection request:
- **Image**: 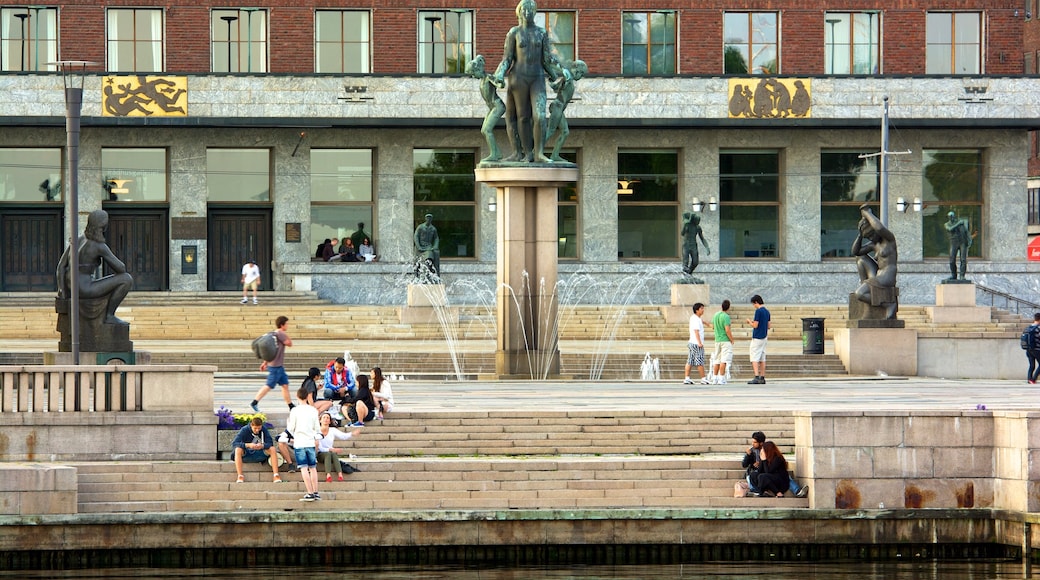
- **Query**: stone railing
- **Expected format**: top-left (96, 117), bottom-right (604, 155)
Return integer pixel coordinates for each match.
top-left (0, 365), bottom-right (216, 461)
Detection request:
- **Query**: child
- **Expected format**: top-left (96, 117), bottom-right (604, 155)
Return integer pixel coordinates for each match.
top-left (286, 385), bottom-right (321, 501)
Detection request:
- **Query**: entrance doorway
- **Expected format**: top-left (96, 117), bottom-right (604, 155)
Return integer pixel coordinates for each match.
top-left (0, 207), bottom-right (63, 291)
top-left (104, 207), bottom-right (169, 291)
top-left (207, 208), bottom-right (272, 291)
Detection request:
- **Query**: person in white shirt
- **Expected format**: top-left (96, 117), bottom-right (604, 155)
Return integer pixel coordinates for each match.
top-left (317, 412), bottom-right (362, 482)
top-left (371, 366), bottom-right (394, 419)
top-left (683, 303), bottom-right (708, 385)
top-left (287, 386), bottom-right (322, 501)
top-left (240, 259), bottom-right (261, 304)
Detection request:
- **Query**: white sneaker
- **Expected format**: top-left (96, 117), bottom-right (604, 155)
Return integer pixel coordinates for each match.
top-left (699, 377), bottom-right (711, 385)
top-left (682, 377), bottom-right (694, 385)
top-left (240, 298), bottom-right (248, 304)
top-left (717, 377), bottom-right (728, 385)
top-left (253, 300), bottom-right (258, 304)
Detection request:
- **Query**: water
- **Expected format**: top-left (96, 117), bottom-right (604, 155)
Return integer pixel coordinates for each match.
top-left (0, 560), bottom-right (1030, 579)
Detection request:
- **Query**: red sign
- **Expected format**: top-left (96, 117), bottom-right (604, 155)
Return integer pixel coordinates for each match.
top-left (1029, 236), bottom-right (1040, 261)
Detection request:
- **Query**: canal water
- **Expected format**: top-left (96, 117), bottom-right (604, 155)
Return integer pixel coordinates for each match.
top-left (0, 561), bottom-right (1031, 579)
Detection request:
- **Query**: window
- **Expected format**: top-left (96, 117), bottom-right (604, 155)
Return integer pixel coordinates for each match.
top-left (718, 151), bottom-right (780, 258)
top-left (922, 149), bottom-right (983, 259)
top-left (0, 148), bottom-right (61, 202)
top-left (621, 11), bottom-right (676, 75)
top-left (1029, 186), bottom-right (1040, 227)
top-left (107, 9), bottom-right (164, 72)
top-left (211, 9), bottom-right (268, 73)
top-left (206, 149), bottom-right (270, 202)
top-left (724, 12), bottom-right (778, 74)
top-left (820, 151), bottom-right (880, 258)
top-left (0, 7), bottom-right (57, 72)
top-left (315, 10), bottom-right (370, 73)
top-left (617, 150), bottom-right (679, 258)
top-left (823, 12), bottom-right (880, 74)
top-left (536, 11), bottom-right (576, 63)
top-left (310, 149), bottom-right (374, 252)
top-left (557, 150), bottom-right (579, 259)
top-left (101, 149), bottom-right (167, 202)
top-left (418, 10), bottom-right (473, 74)
top-left (413, 149), bottom-right (476, 258)
top-left (926, 12), bottom-right (981, 74)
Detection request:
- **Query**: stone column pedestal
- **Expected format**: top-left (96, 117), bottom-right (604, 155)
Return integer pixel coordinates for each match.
top-left (926, 283), bottom-right (989, 324)
top-left (662, 284), bottom-right (711, 324)
top-left (834, 326), bottom-right (918, 376)
top-left (476, 166), bottom-right (577, 378)
top-left (399, 284), bottom-right (457, 324)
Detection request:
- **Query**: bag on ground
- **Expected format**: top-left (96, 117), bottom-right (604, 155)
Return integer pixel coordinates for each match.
top-left (252, 331), bottom-right (278, 362)
top-left (734, 480), bottom-right (750, 498)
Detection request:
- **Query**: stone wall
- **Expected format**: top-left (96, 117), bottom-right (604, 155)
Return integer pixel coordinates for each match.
top-left (796, 411), bottom-right (1040, 512)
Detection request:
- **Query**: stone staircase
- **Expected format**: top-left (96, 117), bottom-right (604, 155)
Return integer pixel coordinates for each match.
top-left (73, 411), bottom-right (804, 513)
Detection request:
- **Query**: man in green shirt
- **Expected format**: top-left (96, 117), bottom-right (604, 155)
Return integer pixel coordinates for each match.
top-left (711, 300), bottom-right (734, 385)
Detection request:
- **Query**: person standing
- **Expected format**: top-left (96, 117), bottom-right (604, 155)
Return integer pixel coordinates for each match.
top-left (711, 300), bottom-right (734, 384)
top-left (944, 211), bottom-right (973, 281)
top-left (745, 295), bottom-right (771, 384)
top-left (1027, 312), bottom-right (1040, 385)
top-left (250, 316), bottom-right (294, 413)
top-left (240, 259), bottom-right (261, 304)
top-left (683, 302), bottom-right (708, 385)
top-left (287, 385), bottom-right (322, 501)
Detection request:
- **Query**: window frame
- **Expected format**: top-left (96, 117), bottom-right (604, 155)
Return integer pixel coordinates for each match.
top-left (205, 148), bottom-right (272, 204)
top-left (536, 11), bottom-right (576, 64)
top-left (925, 12), bottom-right (982, 75)
top-left (100, 148), bottom-right (169, 203)
top-left (310, 148), bottom-right (375, 256)
top-left (0, 6), bottom-right (58, 72)
top-left (106, 8), bottom-right (165, 73)
top-left (413, 148), bottom-right (478, 260)
top-left (556, 149), bottom-right (580, 259)
top-left (823, 12), bottom-right (880, 75)
top-left (819, 150), bottom-right (881, 259)
top-left (417, 9), bottom-right (473, 74)
top-left (723, 12), bottom-right (779, 75)
top-left (621, 11), bottom-right (677, 75)
top-left (314, 9), bottom-right (371, 74)
top-left (617, 149), bottom-right (681, 260)
top-left (921, 148), bottom-right (984, 259)
top-left (211, 8), bottom-right (269, 73)
top-left (0, 147), bottom-right (63, 203)
top-left (718, 149), bottom-right (782, 259)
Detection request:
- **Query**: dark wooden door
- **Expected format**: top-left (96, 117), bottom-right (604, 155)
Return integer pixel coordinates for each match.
top-left (208, 208), bottom-right (271, 291)
top-left (0, 207), bottom-right (64, 291)
top-left (104, 208), bottom-right (169, 291)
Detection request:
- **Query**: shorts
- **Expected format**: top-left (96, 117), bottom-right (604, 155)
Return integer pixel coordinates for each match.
top-left (712, 341), bottom-right (733, 364)
top-left (294, 446), bottom-right (318, 468)
top-left (750, 338), bottom-right (768, 362)
top-left (686, 342), bottom-right (705, 366)
top-left (265, 365), bottom-right (289, 388)
top-left (243, 279), bottom-right (259, 291)
top-left (237, 448), bottom-right (269, 463)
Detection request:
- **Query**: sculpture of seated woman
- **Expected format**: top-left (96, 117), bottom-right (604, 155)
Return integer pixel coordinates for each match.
top-left (56, 209), bottom-right (134, 326)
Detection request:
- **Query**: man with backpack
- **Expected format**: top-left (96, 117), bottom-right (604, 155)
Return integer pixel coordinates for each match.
top-left (250, 316), bottom-right (293, 413)
top-left (1024, 313), bottom-right (1040, 384)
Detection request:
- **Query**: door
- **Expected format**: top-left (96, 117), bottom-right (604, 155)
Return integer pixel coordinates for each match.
top-left (0, 207), bottom-right (64, 291)
top-left (104, 208), bottom-right (169, 291)
top-left (208, 208), bottom-right (272, 291)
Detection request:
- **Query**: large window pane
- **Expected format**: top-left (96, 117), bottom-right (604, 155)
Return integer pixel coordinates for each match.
top-left (926, 12), bottom-right (980, 74)
top-left (536, 11), bottom-right (575, 63)
top-left (618, 150), bottom-right (678, 258)
top-left (724, 12), bottom-right (777, 74)
top-left (107, 9), bottom-right (163, 72)
top-left (719, 151), bottom-right (780, 258)
top-left (414, 149), bottom-right (476, 258)
top-left (0, 148), bottom-right (61, 202)
top-left (101, 149), bottom-right (167, 202)
top-left (211, 9), bottom-right (268, 73)
top-left (922, 149), bottom-right (983, 258)
top-left (311, 206), bottom-right (373, 257)
top-left (311, 149), bottom-right (374, 254)
top-left (621, 11), bottom-right (675, 75)
top-left (557, 150), bottom-right (579, 259)
top-left (820, 151), bottom-right (879, 258)
top-left (0, 7), bottom-right (57, 72)
top-left (315, 10), bottom-right (370, 73)
top-left (418, 10), bottom-right (473, 74)
top-left (207, 149), bottom-right (270, 202)
top-left (824, 12), bottom-right (880, 75)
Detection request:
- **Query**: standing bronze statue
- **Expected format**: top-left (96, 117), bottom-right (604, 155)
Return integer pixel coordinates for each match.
top-left (851, 204), bottom-right (898, 319)
top-left (493, 0), bottom-right (566, 164)
top-left (413, 213), bottom-right (440, 281)
top-left (680, 212), bottom-right (710, 276)
top-left (944, 211), bottom-right (974, 282)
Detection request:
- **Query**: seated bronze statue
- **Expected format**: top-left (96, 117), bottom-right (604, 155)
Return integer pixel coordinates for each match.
top-left (56, 209), bottom-right (133, 326)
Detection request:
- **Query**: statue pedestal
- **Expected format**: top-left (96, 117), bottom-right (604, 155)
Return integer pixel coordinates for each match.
top-left (45, 350), bottom-right (150, 365)
top-left (476, 165), bottom-right (577, 378)
top-left (834, 327), bottom-right (917, 376)
top-left (55, 298), bottom-right (133, 353)
top-left (926, 283), bottom-right (989, 324)
top-left (399, 284), bottom-right (457, 324)
top-left (662, 284), bottom-right (711, 324)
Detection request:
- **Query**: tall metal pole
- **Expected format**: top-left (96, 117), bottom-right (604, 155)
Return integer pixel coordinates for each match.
top-left (880, 96), bottom-right (890, 226)
top-left (425, 16), bottom-right (441, 74)
top-left (15, 12), bottom-right (29, 71)
top-left (221, 15), bottom-right (238, 72)
top-left (825, 18), bottom-right (840, 74)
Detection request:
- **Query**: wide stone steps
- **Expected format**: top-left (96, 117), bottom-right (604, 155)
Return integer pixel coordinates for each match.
top-left (72, 457), bottom-right (805, 513)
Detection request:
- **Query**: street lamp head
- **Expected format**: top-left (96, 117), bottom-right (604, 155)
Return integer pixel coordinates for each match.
top-left (50, 60), bottom-right (99, 90)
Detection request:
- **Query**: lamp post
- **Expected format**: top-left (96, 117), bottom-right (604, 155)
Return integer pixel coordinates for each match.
top-left (242, 8), bottom-right (261, 72)
top-left (53, 60), bottom-right (97, 366)
top-left (15, 12), bottom-right (29, 71)
top-left (220, 15), bottom-right (238, 72)
top-left (825, 18), bottom-right (841, 74)
top-left (425, 15), bottom-right (441, 74)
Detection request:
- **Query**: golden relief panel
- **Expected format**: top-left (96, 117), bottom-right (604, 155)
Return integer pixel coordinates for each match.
top-left (102, 76), bottom-right (187, 117)
top-left (728, 78), bottom-right (811, 119)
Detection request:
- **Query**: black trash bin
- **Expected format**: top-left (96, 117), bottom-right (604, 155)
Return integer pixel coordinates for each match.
top-left (801, 317), bottom-right (825, 355)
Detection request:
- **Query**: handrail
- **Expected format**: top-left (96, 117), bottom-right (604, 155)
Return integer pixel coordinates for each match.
top-left (975, 283), bottom-right (1040, 316)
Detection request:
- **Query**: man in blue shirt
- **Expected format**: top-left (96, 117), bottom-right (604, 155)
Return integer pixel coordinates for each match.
top-left (745, 295), bottom-right (771, 384)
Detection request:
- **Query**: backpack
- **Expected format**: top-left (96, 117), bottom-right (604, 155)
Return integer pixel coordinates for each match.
top-left (251, 331), bottom-right (279, 362)
top-left (1021, 324), bottom-right (1040, 352)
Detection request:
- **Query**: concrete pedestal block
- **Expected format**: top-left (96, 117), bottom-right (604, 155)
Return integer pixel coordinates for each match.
top-left (926, 305), bottom-right (991, 324)
top-left (663, 284), bottom-right (711, 323)
top-left (407, 284), bottom-right (448, 307)
top-left (834, 327), bottom-right (918, 376)
top-left (494, 349), bottom-right (560, 379)
top-left (0, 463), bottom-right (77, 515)
top-left (936, 283), bottom-right (977, 307)
top-left (45, 350), bottom-right (151, 365)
